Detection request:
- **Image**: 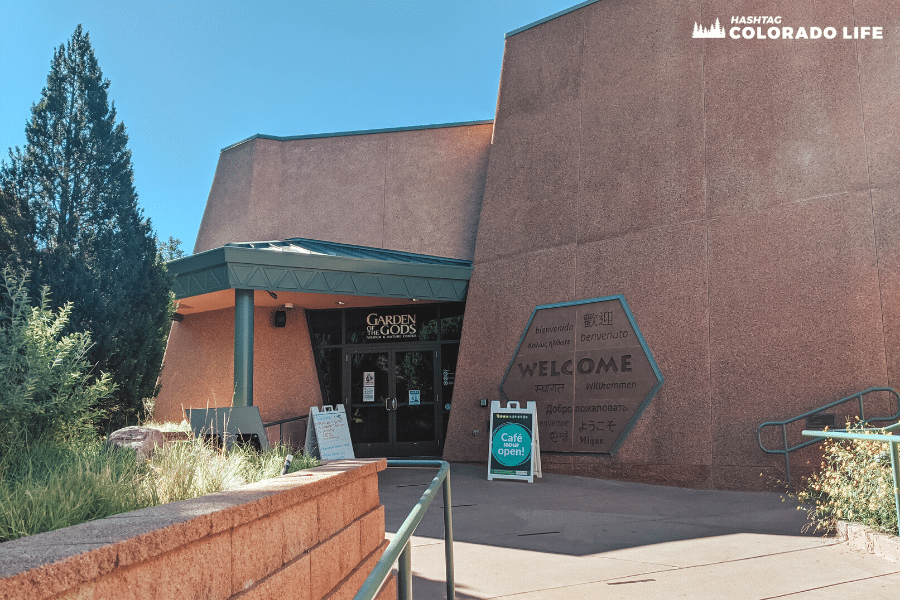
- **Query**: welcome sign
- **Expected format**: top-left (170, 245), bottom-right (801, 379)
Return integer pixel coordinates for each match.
top-left (500, 296), bottom-right (663, 455)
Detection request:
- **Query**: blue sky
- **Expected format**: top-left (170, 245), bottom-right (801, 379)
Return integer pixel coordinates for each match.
top-left (1, 1), bottom-right (581, 253)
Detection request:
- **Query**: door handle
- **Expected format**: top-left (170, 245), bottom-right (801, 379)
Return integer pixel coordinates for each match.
top-left (385, 397), bottom-right (391, 411)
top-left (392, 398), bottom-right (398, 411)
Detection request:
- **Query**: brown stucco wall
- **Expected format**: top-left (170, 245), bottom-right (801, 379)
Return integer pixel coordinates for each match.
top-left (0, 460), bottom-right (394, 600)
top-left (443, 0), bottom-right (900, 490)
top-left (156, 296), bottom-right (323, 427)
top-left (193, 123), bottom-right (493, 260)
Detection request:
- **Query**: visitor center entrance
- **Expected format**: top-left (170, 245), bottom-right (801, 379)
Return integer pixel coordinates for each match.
top-left (308, 303), bottom-right (463, 457)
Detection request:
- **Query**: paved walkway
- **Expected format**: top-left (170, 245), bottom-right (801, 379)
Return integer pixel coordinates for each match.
top-left (379, 464), bottom-right (900, 599)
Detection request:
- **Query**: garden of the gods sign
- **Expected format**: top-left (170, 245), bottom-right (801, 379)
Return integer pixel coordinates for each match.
top-left (500, 296), bottom-right (664, 455)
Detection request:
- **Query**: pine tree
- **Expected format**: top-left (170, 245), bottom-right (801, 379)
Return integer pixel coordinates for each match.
top-left (0, 185), bottom-right (33, 272)
top-left (1, 25), bottom-right (172, 430)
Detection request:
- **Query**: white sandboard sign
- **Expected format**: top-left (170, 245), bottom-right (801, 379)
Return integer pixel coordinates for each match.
top-left (305, 405), bottom-right (355, 459)
top-left (488, 400), bottom-right (542, 483)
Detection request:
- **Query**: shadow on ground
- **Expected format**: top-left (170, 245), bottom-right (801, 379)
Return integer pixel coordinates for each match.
top-left (377, 464), bottom-right (900, 600)
top-left (380, 463), bottom-right (813, 557)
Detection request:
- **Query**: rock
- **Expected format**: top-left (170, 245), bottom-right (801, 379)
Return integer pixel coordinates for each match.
top-left (162, 431), bottom-right (191, 443)
top-left (106, 426), bottom-right (165, 461)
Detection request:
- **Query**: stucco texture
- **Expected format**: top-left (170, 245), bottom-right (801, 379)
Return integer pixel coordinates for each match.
top-left (155, 294), bottom-right (323, 426)
top-left (444, 0), bottom-right (899, 490)
top-left (193, 123), bottom-right (493, 261)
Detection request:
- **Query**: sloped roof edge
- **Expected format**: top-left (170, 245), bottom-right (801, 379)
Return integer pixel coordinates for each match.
top-left (506, 0), bottom-right (604, 38)
top-left (222, 119), bottom-right (494, 153)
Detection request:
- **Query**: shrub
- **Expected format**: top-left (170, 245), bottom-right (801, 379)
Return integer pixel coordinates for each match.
top-left (0, 268), bottom-right (115, 450)
top-left (796, 426), bottom-right (898, 535)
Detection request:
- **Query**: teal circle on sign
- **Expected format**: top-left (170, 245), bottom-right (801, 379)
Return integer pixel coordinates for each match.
top-left (492, 423), bottom-right (532, 467)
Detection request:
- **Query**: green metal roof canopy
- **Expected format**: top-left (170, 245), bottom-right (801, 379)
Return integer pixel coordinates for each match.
top-left (168, 238), bottom-right (473, 302)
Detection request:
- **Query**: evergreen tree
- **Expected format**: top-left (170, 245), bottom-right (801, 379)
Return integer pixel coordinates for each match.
top-left (156, 236), bottom-right (185, 262)
top-left (0, 185), bottom-right (33, 272)
top-left (1, 25), bottom-right (172, 430)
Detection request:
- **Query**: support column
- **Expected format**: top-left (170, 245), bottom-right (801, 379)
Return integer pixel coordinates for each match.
top-left (234, 288), bottom-right (254, 407)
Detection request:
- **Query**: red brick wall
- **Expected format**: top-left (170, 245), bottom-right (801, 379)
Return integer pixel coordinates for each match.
top-left (0, 460), bottom-right (396, 600)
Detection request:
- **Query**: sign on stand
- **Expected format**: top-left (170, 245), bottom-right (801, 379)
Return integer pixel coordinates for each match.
top-left (305, 405), bottom-right (355, 459)
top-left (488, 400), bottom-right (542, 483)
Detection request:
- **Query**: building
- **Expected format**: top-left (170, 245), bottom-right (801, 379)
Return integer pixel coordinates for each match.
top-left (157, 0), bottom-right (900, 490)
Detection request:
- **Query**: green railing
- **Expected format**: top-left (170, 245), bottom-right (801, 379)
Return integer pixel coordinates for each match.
top-left (757, 387), bottom-right (900, 489)
top-left (354, 460), bottom-right (455, 600)
top-left (263, 413), bottom-right (309, 448)
top-left (801, 422), bottom-right (900, 537)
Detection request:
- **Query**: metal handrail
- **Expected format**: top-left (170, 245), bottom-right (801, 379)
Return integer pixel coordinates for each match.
top-left (801, 421), bottom-right (900, 536)
top-left (354, 460), bottom-right (455, 600)
top-left (262, 413), bottom-right (309, 448)
top-left (757, 387), bottom-right (900, 488)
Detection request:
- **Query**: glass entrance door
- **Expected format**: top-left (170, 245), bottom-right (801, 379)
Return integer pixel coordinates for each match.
top-left (347, 346), bottom-right (440, 457)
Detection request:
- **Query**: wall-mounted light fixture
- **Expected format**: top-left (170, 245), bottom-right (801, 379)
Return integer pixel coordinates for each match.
top-left (172, 312), bottom-right (184, 322)
top-left (267, 291), bottom-right (278, 300)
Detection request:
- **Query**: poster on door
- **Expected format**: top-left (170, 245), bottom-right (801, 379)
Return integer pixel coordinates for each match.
top-left (409, 390), bottom-right (420, 405)
top-left (363, 371), bottom-right (375, 402)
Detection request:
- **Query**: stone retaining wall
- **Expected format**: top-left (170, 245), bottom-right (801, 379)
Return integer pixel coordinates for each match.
top-left (837, 521), bottom-right (900, 563)
top-left (0, 459), bottom-right (395, 600)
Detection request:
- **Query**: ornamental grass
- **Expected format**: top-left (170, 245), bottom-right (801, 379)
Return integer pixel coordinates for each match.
top-left (796, 426), bottom-right (898, 536)
top-left (0, 431), bottom-right (318, 543)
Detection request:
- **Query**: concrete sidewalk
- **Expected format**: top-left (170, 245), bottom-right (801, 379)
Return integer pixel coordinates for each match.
top-left (379, 464), bottom-right (900, 599)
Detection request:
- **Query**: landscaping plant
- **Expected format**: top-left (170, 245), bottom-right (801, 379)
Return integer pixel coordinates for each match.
top-left (0, 267), bottom-right (114, 450)
top-left (0, 439), bottom-right (151, 542)
top-left (2, 25), bottom-right (173, 430)
top-left (796, 426), bottom-right (898, 535)
top-left (0, 433), bottom-right (318, 543)
top-left (142, 432), bottom-right (318, 505)
top-left (0, 268), bottom-right (318, 543)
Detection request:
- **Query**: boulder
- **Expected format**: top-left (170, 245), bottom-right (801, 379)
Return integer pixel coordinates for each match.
top-left (106, 426), bottom-right (165, 460)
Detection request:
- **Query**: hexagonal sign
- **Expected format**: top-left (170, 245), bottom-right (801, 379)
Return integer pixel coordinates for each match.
top-left (500, 295), bottom-right (664, 455)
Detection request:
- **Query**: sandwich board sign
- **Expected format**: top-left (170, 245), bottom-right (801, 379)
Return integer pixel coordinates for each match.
top-left (488, 400), bottom-right (542, 483)
top-left (305, 405), bottom-right (355, 459)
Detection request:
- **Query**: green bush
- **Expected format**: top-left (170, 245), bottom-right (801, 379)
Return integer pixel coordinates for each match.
top-left (0, 267), bottom-right (115, 450)
top-left (796, 427), bottom-right (898, 535)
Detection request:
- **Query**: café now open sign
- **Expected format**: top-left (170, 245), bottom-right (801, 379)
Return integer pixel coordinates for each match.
top-left (500, 295), bottom-right (664, 455)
